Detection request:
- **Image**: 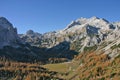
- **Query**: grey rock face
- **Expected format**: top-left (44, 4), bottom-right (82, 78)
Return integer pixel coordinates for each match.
top-left (26, 30), bottom-right (34, 35)
top-left (19, 30), bottom-right (42, 47)
top-left (0, 17), bottom-right (20, 48)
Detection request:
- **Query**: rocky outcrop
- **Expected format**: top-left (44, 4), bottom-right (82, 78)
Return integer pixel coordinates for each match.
top-left (19, 30), bottom-right (42, 47)
top-left (0, 17), bottom-right (20, 48)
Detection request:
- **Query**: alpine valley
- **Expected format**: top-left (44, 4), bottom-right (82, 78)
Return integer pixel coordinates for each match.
top-left (0, 16), bottom-right (120, 80)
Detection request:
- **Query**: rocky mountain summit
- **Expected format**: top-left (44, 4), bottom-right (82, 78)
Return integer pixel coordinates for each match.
top-left (20, 17), bottom-right (120, 58)
top-left (20, 30), bottom-right (42, 47)
top-left (21, 16), bottom-right (114, 47)
top-left (0, 17), bottom-right (20, 48)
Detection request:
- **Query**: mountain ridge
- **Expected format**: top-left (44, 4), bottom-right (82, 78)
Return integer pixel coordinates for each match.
top-left (19, 16), bottom-right (120, 60)
top-left (0, 16), bottom-right (120, 61)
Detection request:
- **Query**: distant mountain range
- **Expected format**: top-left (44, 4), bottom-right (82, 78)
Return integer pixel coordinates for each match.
top-left (20, 16), bottom-right (120, 59)
top-left (0, 16), bottom-right (120, 62)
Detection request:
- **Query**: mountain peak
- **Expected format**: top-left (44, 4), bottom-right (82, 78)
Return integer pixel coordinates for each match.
top-left (26, 30), bottom-right (34, 35)
top-left (64, 21), bottom-right (80, 30)
top-left (64, 16), bottom-right (111, 32)
top-left (90, 16), bottom-right (99, 19)
top-left (0, 17), bottom-right (20, 48)
top-left (0, 17), bottom-right (13, 29)
top-left (0, 17), bottom-right (7, 20)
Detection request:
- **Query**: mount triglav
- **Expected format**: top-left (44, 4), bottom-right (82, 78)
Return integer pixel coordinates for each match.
top-left (0, 16), bottom-right (120, 62)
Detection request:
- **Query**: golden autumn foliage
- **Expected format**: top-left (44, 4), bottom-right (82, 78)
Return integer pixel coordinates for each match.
top-left (74, 52), bottom-right (120, 80)
top-left (0, 57), bottom-right (64, 80)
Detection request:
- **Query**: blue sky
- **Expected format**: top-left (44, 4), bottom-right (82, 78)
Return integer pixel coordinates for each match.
top-left (0, 0), bottom-right (120, 34)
